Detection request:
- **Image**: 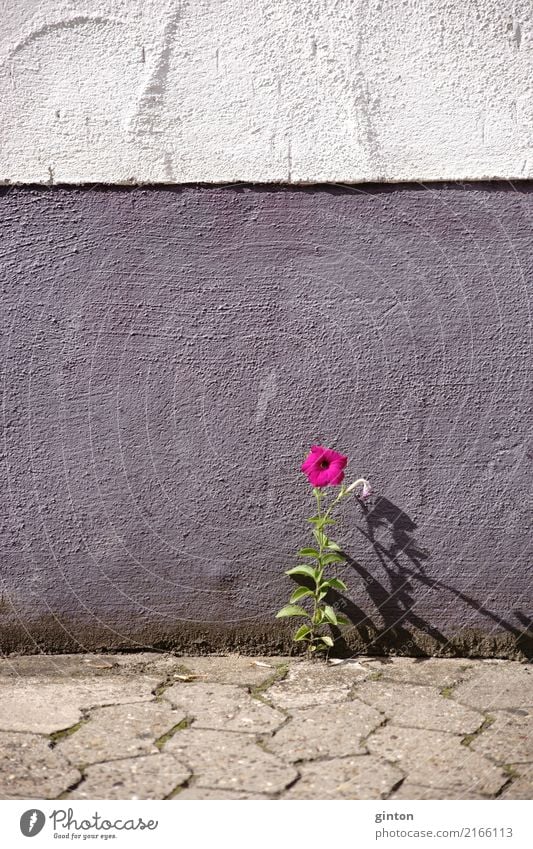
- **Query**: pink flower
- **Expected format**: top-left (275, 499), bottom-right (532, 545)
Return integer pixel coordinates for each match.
top-left (301, 445), bottom-right (348, 487)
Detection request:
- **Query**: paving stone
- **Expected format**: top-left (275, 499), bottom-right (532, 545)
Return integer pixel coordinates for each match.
top-left (57, 702), bottom-right (186, 766)
top-left (2, 654), bottom-right (530, 800)
top-left (175, 788), bottom-right (268, 800)
top-left (163, 682), bottom-right (284, 733)
top-left (67, 754), bottom-right (190, 800)
top-left (0, 732), bottom-right (81, 799)
top-left (453, 664), bottom-right (533, 711)
top-left (0, 652), bottom-right (175, 679)
top-left (499, 764), bottom-right (533, 800)
top-left (470, 710), bottom-right (533, 764)
top-left (284, 755), bottom-right (402, 799)
top-left (267, 660), bottom-right (369, 709)
top-left (368, 726), bottom-right (507, 796)
top-left (164, 728), bottom-right (298, 794)
top-left (363, 658), bottom-right (477, 688)
top-left (176, 656), bottom-right (290, 687)
top-left (391, 782), bottom-right (487, 800)
top-left (268, 701), bottom-right (383, 762)
top-left (0, 676), bottom-right (162, 734)
top-left (354, 681), bottom-right (483, 734)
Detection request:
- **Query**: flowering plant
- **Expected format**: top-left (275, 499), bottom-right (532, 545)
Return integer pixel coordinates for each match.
top-left (276, 445), bottom-right (371, 655)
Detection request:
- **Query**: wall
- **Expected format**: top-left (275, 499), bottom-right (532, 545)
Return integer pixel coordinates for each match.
top-left (0, 0), bottom-right (532, 183)
top-left (1, 184), bottom-right (531, 656)
top-left (0, 1), bottom-right (532, 656)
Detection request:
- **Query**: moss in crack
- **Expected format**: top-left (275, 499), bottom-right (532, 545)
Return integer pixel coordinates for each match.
top-left (164, 782), bottom-right (186, 799)
top-left (501, 763), bottom-right (521, 779)
top-left (250, 662), bottom-right (289, 698)
top-left (153, 665), bottom-right (196, 700)
top-left (56, 769), bottom-right (87, 799)
top-left (368, 670), bottom-right (384, 682)
top-left (385, 775), bottom-right (406, 799)
top-left (358, 712), bottom-right (389, 753)
top-left (254, 736), bottom-right (274, 755)
top-left (49, 716), bottom-right (89, 747)
top-left (249, 662), bottom-right (290, 712)
top-left (154, 717), bottom-right (192, 750)
top-left (440, 685), bottom-right (455, 699)
top-left (461, 715), bottom-right (494, 747)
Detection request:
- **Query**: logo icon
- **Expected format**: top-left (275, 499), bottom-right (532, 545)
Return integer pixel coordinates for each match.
top-left (20, 810), bottom-right (46, 837)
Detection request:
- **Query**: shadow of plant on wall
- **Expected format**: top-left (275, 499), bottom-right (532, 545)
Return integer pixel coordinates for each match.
top-left (328, 496), bottom-right (532, 659)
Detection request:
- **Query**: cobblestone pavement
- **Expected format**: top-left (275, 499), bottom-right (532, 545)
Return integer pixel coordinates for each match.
top-left (0, 653), bottom-right (531, 800)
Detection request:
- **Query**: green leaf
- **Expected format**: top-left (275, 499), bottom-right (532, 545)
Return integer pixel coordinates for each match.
top-left (320, 635), bottom-right (334, 648)
top-left (313, 643), bottom-right (328, 652)
top-left (290, 586), bottom-right (313, 602)
top-left (276, 605), bottom-right (309, 619)
top-left (298, 547), bottom-right (320, 558)
top-left (322, 605), bottom-right (338, 625)
top-left (293, 625), bottom-right (311, 641)
top-left (307, 517), bottom-right (336, 526)
top-left (313, 529), bottom-right (327, 547)
top-left (325, 539), bottom-right (342, 552)
top-left (322, 552), bottom-right (345, 565)
top-left (313, 608), bottom-right (325, 625)
top-left (336, 614), bottom-right (349, 626)
top-left (320, 577), bottom-right (348, 591)
top-left (285, 564), bottom-right (319, 581)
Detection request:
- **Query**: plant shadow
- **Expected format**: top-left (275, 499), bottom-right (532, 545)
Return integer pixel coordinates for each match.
top-left (327, 496), bottom-right (532, 659)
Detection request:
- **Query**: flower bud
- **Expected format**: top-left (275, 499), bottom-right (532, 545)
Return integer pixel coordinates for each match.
top-left (345, 478), bottom-right (372, 499)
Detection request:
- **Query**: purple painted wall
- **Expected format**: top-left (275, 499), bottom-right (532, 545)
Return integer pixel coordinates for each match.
top-left (1, 184), bottom-right (531, 657)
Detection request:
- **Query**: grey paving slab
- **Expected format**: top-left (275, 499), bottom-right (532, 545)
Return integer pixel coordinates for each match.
top-left (164, 727), bottom-right (298, 794)
top-left (2, 654), bottom-right (529, 800)
top-left (162, 682), bottom-right (285, 733)
top-left (175, 787), bottom-right (269, 800)
top-left (362, 658), bottom-right (477, 688)
top-left (174, 656), bottom-right (290, 687)
top-left (0, 676), bottom-right (162, 734)
top-left (368, 726), bottom-right (508, 796)
top-left (268, 700), bottom-right (383, 762)
top-left (0, 652), bottom-right (176, 679)
top-left (391, 782), bottom-right (489, 800)
top-left (452, 663), bottom-right (533, 711)
top-left (283, 754), bottom-right (402, 799)
top-left (67, 753), bottom-right (190, 799)
top-left (267, 660), bottom-right (370, 710)
top-left (0, 732), bottom-right (81, 799)
top-left (354, 681), bottom-right (483, 733)
top-left (57, 702), bottom-right (187, 766)
top-left (470, 710), bottom-right (533, 764)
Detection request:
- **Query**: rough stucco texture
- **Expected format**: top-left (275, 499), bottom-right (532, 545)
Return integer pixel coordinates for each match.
top-left (0, 0), bottom-right (532, 184)
top-left (0, 184), bottom-right (532, 654)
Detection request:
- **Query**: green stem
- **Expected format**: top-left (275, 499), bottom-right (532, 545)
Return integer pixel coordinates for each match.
top-left (308, 489), bottom-right (322, 651)
top-left (309, 488), bottom-right (329, 652)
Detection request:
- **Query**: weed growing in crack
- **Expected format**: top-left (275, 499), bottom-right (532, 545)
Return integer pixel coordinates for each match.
top-left (49, 716), bottom-right (89, 747)
top-left (461, 715), bottom-right (495, 747)
top-left (276, 445), bottom-right (371, 656)
top-left (154, 717), bottom-right (192, 750)
top-left (440, 685), bottom-right (455, 699)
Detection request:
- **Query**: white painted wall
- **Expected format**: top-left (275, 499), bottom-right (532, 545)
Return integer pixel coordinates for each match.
top-left (0, 0), bottom-right (531, 184)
